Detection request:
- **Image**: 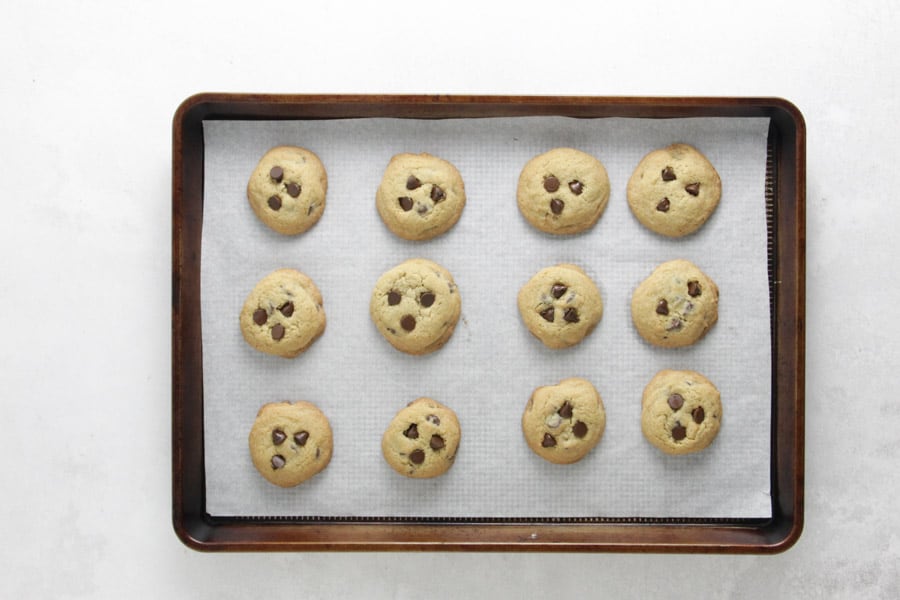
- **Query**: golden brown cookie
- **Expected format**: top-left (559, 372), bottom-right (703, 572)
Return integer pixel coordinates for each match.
top-left (522, 378), bottom-right (606, 464)
top-left (517, 263), bottom-right (603, 349)
top-left (248, 401), bottom-right (333, 487)
top-left (641, 369), bottom-right (722, 455)
top-left (246, 146), bottom-right (327, 235)
top-left (382, 398), bottom-right (461, 478)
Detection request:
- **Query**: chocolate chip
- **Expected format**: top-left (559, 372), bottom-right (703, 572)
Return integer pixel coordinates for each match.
top-left (656, 197), bottom-right (670, 212)
top-left (270, 166), bottom-right (284, 183)
top-left (267, 195), bottom-right (282, 211)
top-left (420, 292), bottom-right (435, 307)
top-left (271, 324), bottom-right (285, 340)
top-left (558, 401), bottom-right (573, 419)
top-left (661, 166), bottom-right (676, 181)
top-left (388, 291), bottom-right (401, 306)
top-left (687, 280), bottom-right (701, 297)
top-left (398, 196), bottom-right (413, 211)
top-left (539, 307), bottom-right (555, 322)
top-left (685, 183), bottom-right (700, 196)
top-left (430, 185), bottom-right (446, 202)
top-left (573, 421), bottom-right (588, 438)
top-left (279, 302), bottom-right (294, 317)
top-left (253, 308), bottom-right (268, 326)
top-left (656, 299), bottom-right (669, 315)
top-left (541, 433), bottom-right (557, 448)
top-left (400, 315), bottom-right (416, 331)
top-left (286, 182), bottom-right (301, 198)
top-left (271, 455), bottom-right (286, 469)
top-left (667, 318), bottom-right (683, 331)
top-left (294, 431), bottom-right (309, 446)
top-left (403, 424), bottom-right (419, 439)
top-left (550, 198), bottom-right (564, 215)
top-left (409, 449), bottom-right (426, 464)
top-left (672, 423), bottom-right (687, 441)
top-left (272, 429), bottom-right (286, 445)
top-left (543, 176), bottom-right (560, 193)
top-left (563, 307), bottom-right (579, 323)
top-left (568, 180), bottom-right (584, 195)
top-left (406, 175), bottom-right (422, 190)
top-left (430, 435), bottom-right (445, 450)
top-left (551, 284), bottom-right (567, 299)
top-left (668, 393), bottom-right (684, 410)
top-left (416, 204), bottom-right (428, 215)
top-left (692, 406), bottom-right (705, 424)
top-left (426, 414), bottom-right (441, 425)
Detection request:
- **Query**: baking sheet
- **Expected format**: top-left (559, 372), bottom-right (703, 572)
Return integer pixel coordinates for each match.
top-left (200, 116), bottom-right (772, 519)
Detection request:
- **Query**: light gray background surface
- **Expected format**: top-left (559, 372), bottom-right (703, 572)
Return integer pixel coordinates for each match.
top-left (2, 1), bottom-right (897, 598)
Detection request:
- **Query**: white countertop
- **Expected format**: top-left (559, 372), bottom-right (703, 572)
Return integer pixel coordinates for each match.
top-left (2, 1), bottom-right (897, 598)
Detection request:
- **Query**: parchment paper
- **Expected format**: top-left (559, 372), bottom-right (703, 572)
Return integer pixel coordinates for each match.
top-left (201, 116), bottom-right (772, 518)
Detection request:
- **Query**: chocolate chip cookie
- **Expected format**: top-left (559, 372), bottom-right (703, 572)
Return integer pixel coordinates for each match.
top-left (630, 259), bottom-right (718, 348)
top-left (246, 145), bottom-right (328, 235)
top-left (375, 153), bottom-right (466, 241)
top-left (248, 401), bottom-right (333, 487)
top-left (641, 369), bottom-right (722, 455)
top-left (370, 258), bottom-right (461, 355)
top-left (240, 268), bottom-right (326, 358)
top-left (522, 378), bottom-right (606, 464)
top-left (382, 398), bottom-right (461, 478)
top-left (517, 147), bottom-right (610, 235)
top-left (517, 263), bottom-right (603, 349)
top-left (626, 143), bottom-right (722, 237)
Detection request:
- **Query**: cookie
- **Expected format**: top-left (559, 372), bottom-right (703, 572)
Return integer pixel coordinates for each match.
top-left (382, 398), bottom-right (461, 478)
top-left (626, 143), bottom-right (722, 237)
top-left (248, 401), bottom-right (333, 487)
top-left (641, 369), bottom-right (722, 455)
top-left (522, 378), bottom-right (606, 464)
top-left (240, 268), bottom-right (326, 358)
top-left (375, 153), bottom-right (466, 241)
top-left (517, 147), bottom-right (610, 235)
top-left (246, 145), bottom-right (328, 235)
top-left (370, 258), bottom-right (461, 355)
top-left (517, 263), bottom-right (603, 349)
top-left (630, 259), bottom-right (718, 348)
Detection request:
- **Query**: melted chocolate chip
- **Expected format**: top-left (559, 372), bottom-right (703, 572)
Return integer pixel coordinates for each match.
top-left (272, 429), bottom-right (286, 445)
top-left (268, 195), bottom-right (282, 211)
top-left (692, 406), bottom-right (705, 424)
top-left (656, 299), bottom-right (669, 315)
top-left (398, 196), bottom-right (414, 211)
top-left (271, 455), bottom-right (286, 469)
top-left (406, 175), bottom-right (422, 190)
top-left (573, 421), bottom-right (588, 438)
top-left (426, 414), bottom-right (441, 425)
top-left (661, 166), bottom-right (676, 181)
top-left (271, 324), bottom-right (285, 340)
top-left (403, 424), bottom-right (419, 439)
top-left (270, 166), bottom-right (284, 183)
top-left (430, 435), bottom-right (445, 450)
top-left (672, 423), bottom-right (687, 441)
top-left (667, 318), bottom-right (683, 331)
top-left (687, 280), bottom-right (702, 297)
top-left (420, 292), bottom-right (435, 307)
top-left (409, 449), bottom-right (426, 464)
top-left (685, 183), bottom-right (700, 196)
top-left (286, 182), bottom-right (301, 198)
top-left (550, 198), bottom-right (565, 215)
top-left (387, 291), bottom-right (401, 306)
top-left (541, 433), bottom-right (557, 448)
top-left (430, 185), bottom-right (446, 202)
top-left (543, 176), bottom-right (560, 193)
top-left (656, 197), bottom-right (670, 212)
top-left (668, 393), bottom-right (684, 410)
top-left (558, 401), bottom-right (573, 419)
top-left (568, 180), bottom-right (584, 195)
top-left (400, 315), bottom-right (416, 332)
top-left (539, 307), bottom-right (555, 322)
top-left (294, 431), bottom-right (309, 446)
top-left (253, 308), bottom-right (268, 326)
top-left (551, 284), bottom-right (567, 299)
top-left (279, 302), bottom-right (294, 317)
top-left (563, 307), bottom-right (580, 323)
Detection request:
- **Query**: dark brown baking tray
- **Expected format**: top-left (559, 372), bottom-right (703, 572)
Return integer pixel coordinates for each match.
top-left (172, 94), bottom-right (805, 552)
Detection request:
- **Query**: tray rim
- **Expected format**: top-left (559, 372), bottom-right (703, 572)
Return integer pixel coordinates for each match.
top-left (172, 93), bottom-right (805, 553)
